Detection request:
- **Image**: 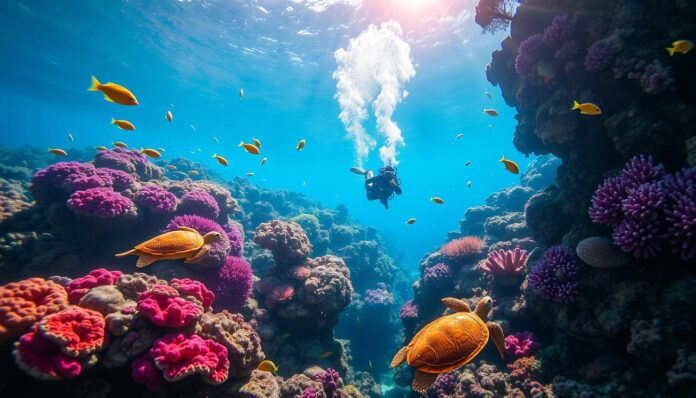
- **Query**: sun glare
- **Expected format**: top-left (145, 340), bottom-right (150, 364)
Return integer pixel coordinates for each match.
top-left (401, 0), bottom-right (434, 10)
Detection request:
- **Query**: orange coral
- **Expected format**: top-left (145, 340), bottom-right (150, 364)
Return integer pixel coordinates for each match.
top-left (0, 278), bottom-right (69, 342)
top-left (38, 306), bottom-right (106, 357)
top-left (507, 356), bottom-right (541, 381)
top-left (440, 236), bottom-right (486, 262)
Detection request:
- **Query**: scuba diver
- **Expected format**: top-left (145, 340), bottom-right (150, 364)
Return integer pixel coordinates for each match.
top-left (363, 165), bottom-right (402, 209)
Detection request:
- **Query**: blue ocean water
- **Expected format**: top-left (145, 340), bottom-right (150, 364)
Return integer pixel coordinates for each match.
top-left (0, 0), bottom-right (527, 273)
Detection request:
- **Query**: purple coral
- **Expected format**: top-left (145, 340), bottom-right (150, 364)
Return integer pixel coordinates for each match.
top-left (428, 373), bottom-right (456, 397)
top-left (104, 169), bottom-right (136, 191)
top-left (364, 282), bottom-right (394, 307)
top-left (589, 176), bottom-right (628, 226)
top-left (612, 218), bottom-right (664, 259)
top-left (315, 368), bottom-right (342, 397)
top-left (399, 299), bottom-right (418, 321)
top-left (204, 256), bottom-right (253, 312)
top-left (421, 263), bottom-right (452, 289)
top-left (179, 190), bottom-right (220, 219)
top-left (584, 40), bottom-right (618, 72)
top-left (664, 168), bottom-right (696, 260)
top-left (542, 15), bottom-right (575, 47)
top-left (302, 387), bottom-right (319, 398)
top-left (94, 148), bottom-right (161, 181)
top-left (639, 60), bottom-right (673, 94)
top-left (222, 223), bottom-right (243, 257)
top-left (504, 331), bottom-right (541, 357)
top-left (135, 185), bottom-right (177, 214)
top-left (527, 245), bottom-right (579, 303)
top-left (67, 188), bottom-right (134, 218)
top-left (164, 215), bottom-right (231, 269)
top-left (620, 155), bottom-right (665, 187)
top-left (515, 33), bottom-right (545, 75)
top-left (30, 162), bottom-right (132, 203)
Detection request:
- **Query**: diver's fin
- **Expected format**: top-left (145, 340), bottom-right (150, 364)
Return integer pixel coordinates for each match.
top-left (441, 297), bottom-right (471, 312)
top-left (487, 321), bottom-right (505, 359)
top-left (390, 346), bottom-right (408, 368)
top-left (88, 75), bottom-right (100, 91)
top-left (136, 254), bottom-right (158, 268)
top-left (412, 370), bottom-right (437, 393)
top-left (115, 249), bottom-right (135, 257)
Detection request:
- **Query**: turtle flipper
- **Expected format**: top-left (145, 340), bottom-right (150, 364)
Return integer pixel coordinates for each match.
top-left (136, 254), bottom-right (159, 268)
top-left (486, 321), bottom-right (505, 359)
top-left (412, 370), bottom-right (437, 393)
top-left (390, 346), bottom-right (408, 368)
top-left (115, 249), bottom-right (136, 257)
top-left (441, 297), bottom-right (471, 312)
top-left (185, 245), bottom-right (210, 264)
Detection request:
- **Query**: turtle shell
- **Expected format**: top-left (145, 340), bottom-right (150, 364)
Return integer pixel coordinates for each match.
top-left (405, 312), bottom-right (489, 373)
top-left (135, 229), bottom-right (204, 256)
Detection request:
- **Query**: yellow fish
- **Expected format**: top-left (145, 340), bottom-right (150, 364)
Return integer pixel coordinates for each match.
top-left (252, 138), bottom-right (262, 148)
top-left (212, 153), bottom-right (228, 166)
top-left (296, 139), bottom-right (306, 151)
top-left (188, 170), bottom-right (200, 176)
top-left (667, 40), bottom-right (694, 56)
top-left (483, 108), bottom-right (498, 116)
top-left (165, 110), bottom-right (173, 122)
top-left (48, 148), bottom-right (67, 156)
top-left (256, 360), bottom-right (278, 374)
top-left (455, 133), bottom-right (463, 140)
top-left (246, 172), bottom-right (255, 177)
top-left (499, 155), bottom-right (519, 174)
top-left (431, 197), bottom-right (444, 204)
top-left (260, 157), bottom-right (267, 166)
top-left (321, 351), bottom-right (332, 359)
top-left (140, 148), bottom-right (161, 159)
top-left (239, 141), bottom-right (260, 155)
top-left (95, 146), bottom-right (108, 151)
top-left (166, 165), bottom-right (177, 171)
top-left (111, 118), bottom-right (136, 130)
top-left (158, 147), bottom-right (166, 153)
top-left (406, 218), bottom-right (416, 225)
top-left (571, 101), bottom-right (602, 116)
top-left (465, 161), bottom-right (472, 166)
top-left (467, 181), bottom-right (472, 188)
top-left (112, 141), bottom-right (127, 148)
top-left (67, 133), bottom-right (74, 142)
top-left (88, 76), bottom-right (138, 105)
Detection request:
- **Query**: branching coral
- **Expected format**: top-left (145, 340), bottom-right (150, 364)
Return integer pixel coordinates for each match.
top-left (479, 248), bottom-right (528, 285)
top-left (527, 245), bottom-right (579, 303)
top-left (67, 187), bottom-right (135, 218)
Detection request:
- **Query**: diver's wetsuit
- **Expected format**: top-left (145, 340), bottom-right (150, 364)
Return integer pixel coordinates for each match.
top-left (365, 167), bottom-right (402, 209)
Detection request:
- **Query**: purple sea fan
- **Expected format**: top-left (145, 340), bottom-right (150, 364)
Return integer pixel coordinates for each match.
top-left (527, 245), bottom-right (579, 303)
top-left (515, 33), bottom-right (545, 75)
top-left (179, 190), bottom-right (220, 219)
top-left (589, 176), bottom-right (627, 226)
top-left (67, 187), bottom-right (134, 218)
top-left (135, 185), bottom-right (177, 214)
top-left (542, 15), bottom-right (575, 47)
top-left (480, 248), bottom-right (528, 285)
top-left (664, 167), bottom-right (696, 260)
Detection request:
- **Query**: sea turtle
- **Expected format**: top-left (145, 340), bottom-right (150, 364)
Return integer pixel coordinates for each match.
top-left (115, 226), bottom-right (222, 268)
top-left (390, 296), bottom-right (505, 393)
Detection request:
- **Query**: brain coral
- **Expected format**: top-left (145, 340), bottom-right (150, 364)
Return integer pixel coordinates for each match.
top-left (254, 220), bottom-right (313, 267)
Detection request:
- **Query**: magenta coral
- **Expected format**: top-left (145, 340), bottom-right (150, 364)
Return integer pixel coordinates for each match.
top-left (13, 328), bottom-right (83, 380)
top-left (179, 190), bottom-right (220, 219)
top-left (504, 331), bottom-right (541, 357)
top-left (131, 356), bottom-right (165, 389)
top-left (65, 268), bottom-right (122, 304)
top-left (149, 333), bottom-right (229, 384)
top-left (30, 162), bottom-right (133, 204)
top-left (135, 185), bottom-right (177, 214)
top-left (205, 256), bottom-right (253, 312)
top-left (315, 368), bottom-right (343, 397)
top-left (67, 187), bottom-right (134, 218)
top-left (480, 248), bottom-right (528, 285)
top-left (94, 147), bottom-right (162, 181)
top-left (527, 245), bottom-right (579, 303)
top-left (137, 284), bottom-right (203, 328)
top-left (170, 278), bottom-right (215, 310)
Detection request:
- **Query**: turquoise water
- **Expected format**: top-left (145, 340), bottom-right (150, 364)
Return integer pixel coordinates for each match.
top-left (0, 0), bottom-right (527, 269)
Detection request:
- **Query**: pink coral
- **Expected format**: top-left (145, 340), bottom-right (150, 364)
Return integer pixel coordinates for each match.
top-left (265, 283), bottom-right (295, 309)
top-left (66, 187), bottom-right (134, 218)
top-left (13, 328), bottom-right (83, 380)
top-left (170, 278), bottom-right (215, 310)
top-left (0, 278), bottom-right (68, 343)
top-left (132, 356), bottom-right (165, 389)
top-left (504, 331), bottom-right (541, 357)
top-left (65, 268), bottom-right (123, 304)
top-left (137, 284), bottom-right (203, 328)
top-left (149, 333), bottom-right (230, 384)
top-left (440, 236), bottom-right (485, 262)
top-left (480, 248), bottom-right (528, 285)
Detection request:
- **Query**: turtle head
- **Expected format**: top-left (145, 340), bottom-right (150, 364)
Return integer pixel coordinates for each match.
top-left (202, 231), bottom-right (223, 243)
top-left (474, 296), bottom-right (493, 321)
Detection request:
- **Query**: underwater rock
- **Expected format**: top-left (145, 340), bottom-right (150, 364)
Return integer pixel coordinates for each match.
top-left (576, 236), bottom-right (631, 268)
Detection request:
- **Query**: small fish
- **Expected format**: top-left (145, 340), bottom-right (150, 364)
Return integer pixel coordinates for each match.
top-left (190, 124), bottom-right (197, 131)
top-left (499, 155), bottom-right (520, 174)
top-left (320, 351), bottom-right (332, 359)
top-left (484, 91), bottom-right (492, 100)
top-left (467, 180), bottom-right (472, 188)
top-left (261, 157), bottom-right (267, 166)
top-left (430, 197), bottom-right (444, 204)
top-left (302, 181), bottom-right (307, 187)
top-left (212, 153), bottom-right (228, 166)
top-left (483, 108), bottom-right (498, 116)
top-left (158, 147), bottom-right (166, 153)
top-left (406, 218), bottom-right (416, 225)
top-left (350, 167), bottom-right (366, 175)
top-left (95, 146), bottom-right (108, 151)
top-left (112, 141), bottom-right (127, 148)
top-left (296, 139), bottom-right (306, 151)
top-left (239, 141), bottom-right (260, 155)
top-left (88, 76), bottom-right (138, 105)
top-left (280, 333), bottom-right (290, 339)
top-left (111, 117), bottom-right (136, 130)
top-left (165, 110), bottom-right (173, 122)
top-left (239, 88), bottom-right (244, 98)
top-left (369, 360), bottom-right (373, 369)
top-left (571, 100), bottom-right (602, 116)
top-left (212, 137), bottom-right (219, 144)
top-left (455, 133), bottom-right (463, 140)
top-left (464, 161), bottom-right (472, 166)
top-left (67, 133), bottom-right (74, 142)
top-left (140, 148), bottom-right (162, 158)
top-left (488, 124), bottom-right (493, 129)
top-left (246, 172), bottom-right (255, 177)
top-left (667, 40), bottom-right (694, 56)
top-left (166, 165), bottom-right (177, 171)
top-left (252, 138), bottom-right (262, 148)
top-left (196, 148), bottom-right (202, 152)
top-left (188, 170), bottom-right (199, 176)
top-left (256, 360), bottom-right (278, 374)
top-left (48, 148), bottom-right (67, 156)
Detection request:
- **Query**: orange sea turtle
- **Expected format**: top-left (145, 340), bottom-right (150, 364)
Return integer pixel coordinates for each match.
top-left (390, 296), bottom-right (505, 393)
top-left (115, 226), bottom-right (222, 268)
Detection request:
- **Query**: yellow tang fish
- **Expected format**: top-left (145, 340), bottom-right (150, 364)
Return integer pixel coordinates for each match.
top-left (246, 172), bottom-right (254, 177)
top-left (48, 148), bottom-right (67, 156)
top-left (483, 108), bottom-right (498, 116)
top-left (406, 218), bottom-right (416, 225)
top-left (499, 155), bottom-right (519, 174)
top-left (95, 146), bottom-right (108, 151)
top-left (296, 139), bottom-right (306, 151)
top-left (239, 141), bottom-right (260, 155)
top-left (667, 40), bottom-right (694, 56)
top-left (166, 110), bottom-right (173, 122)
top-left (188, 170), bottom-right (200, 176)
top-left (88, 76), bottom-right (138, 105)
top-left (467, 180), bottom-right (472, 188)
top-left (112, 141), bottom-right (127, 148)
top-left (571, 101), bottom-right (602, 116)
top-left (260, 157), bottom-right (267, 166)
top-left (252, 138), bottom-right (262, 148)
top-left (321, 351), bottom-right (332, 359)
top-left (455, 133), bottom-right (463, 140)
top-left (430, 197), bottom-right (444, 204)
top-left (166, 165), bottom-right (177, 171)
top-left (140, 148), bottom-right (161, 159)
top-left (212, 153), bottom-right (228, 166)
top-left (68, 133), bottom-right (74, 142)
top-left (111, 118), bottom-right (136, 130)
top-left (465, 161), bottom-right (472, 166)
top-left (256, 360), bottom-right (278, 374)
